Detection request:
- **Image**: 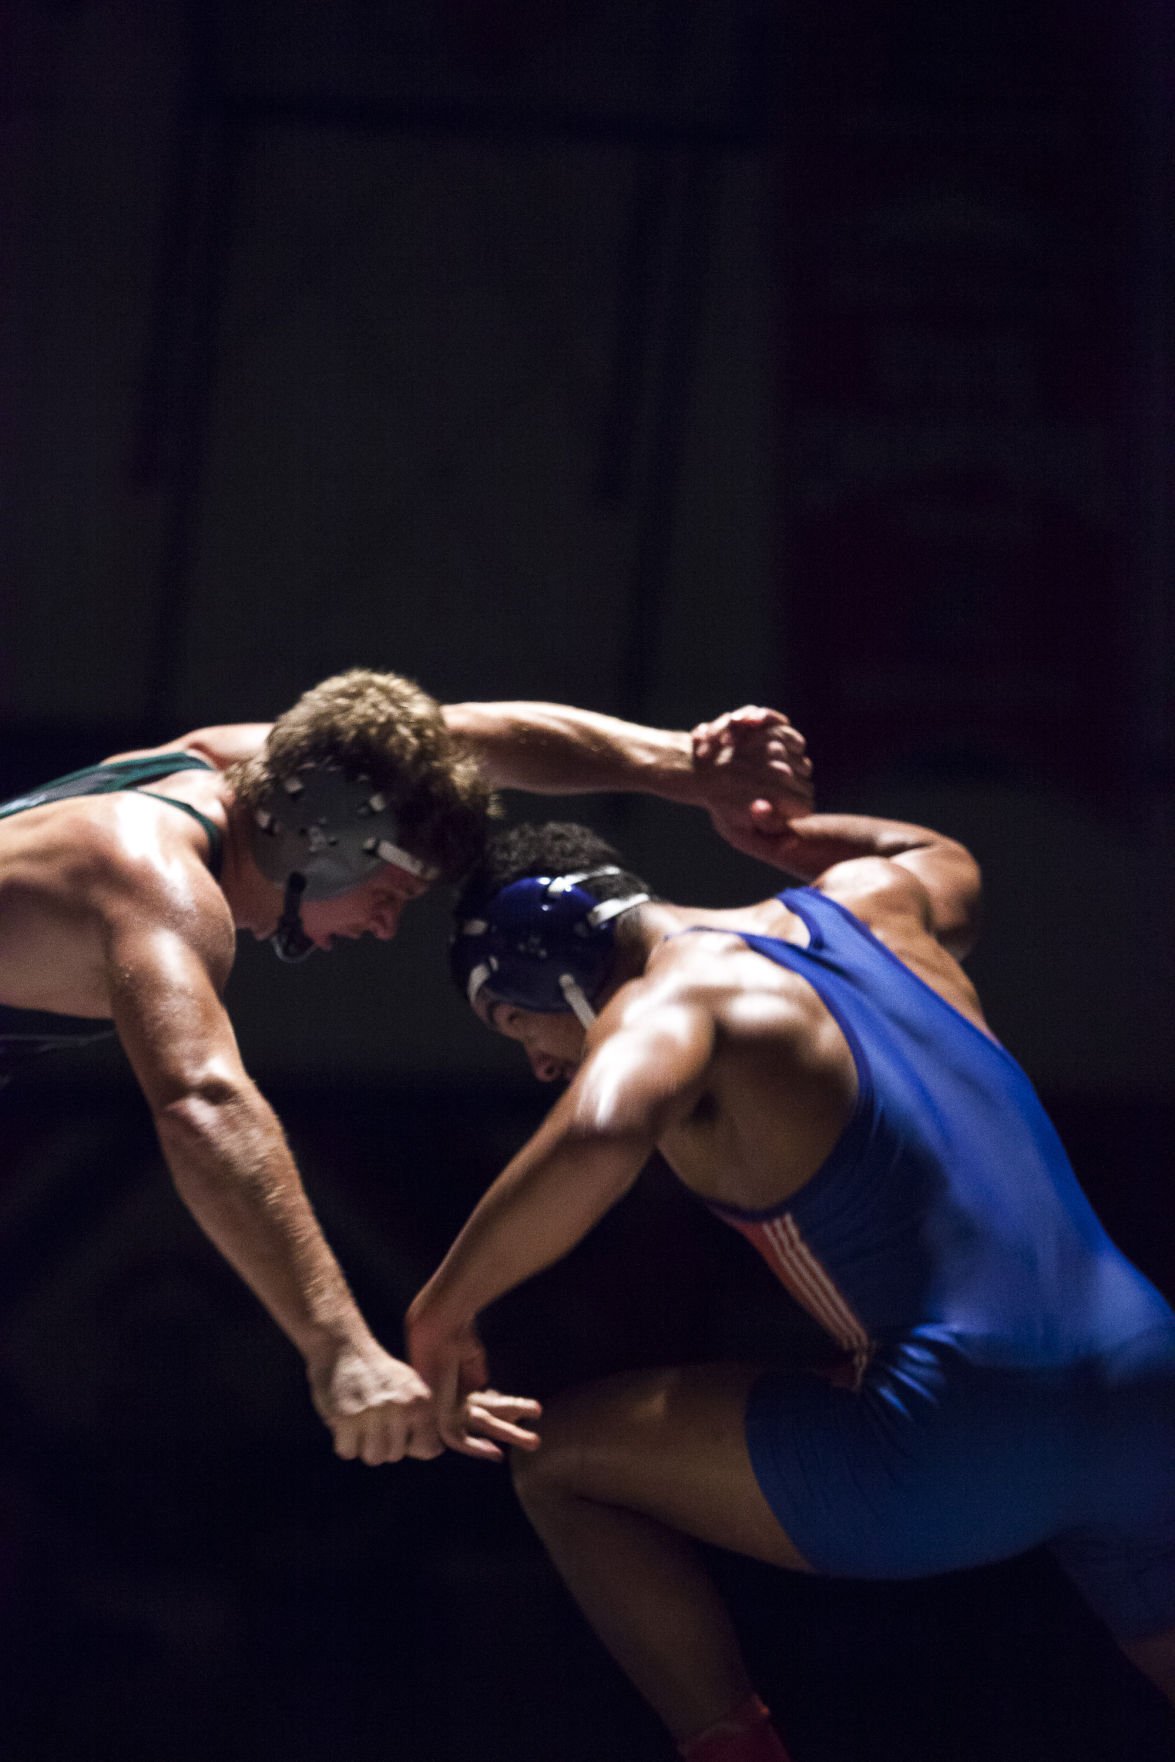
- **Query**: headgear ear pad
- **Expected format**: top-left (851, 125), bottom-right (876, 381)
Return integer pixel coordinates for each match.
top-left (452, 868), bottom-right (648, 1014)
top-left (250, 763), bottom-right (438, 902)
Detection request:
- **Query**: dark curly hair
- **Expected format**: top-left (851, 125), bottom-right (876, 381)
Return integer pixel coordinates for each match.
top-left (451, 820), bottom-right (655, 992)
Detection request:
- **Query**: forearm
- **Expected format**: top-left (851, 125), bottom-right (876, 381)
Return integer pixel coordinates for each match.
top-left (155, 1082), bottom-right (372, 1366)
top-left (761, 812), bottom-right (966, 881)
top-left (773, 813), bottom-right (982, 957)
top-left (442, 701), bottom-right (697, 801)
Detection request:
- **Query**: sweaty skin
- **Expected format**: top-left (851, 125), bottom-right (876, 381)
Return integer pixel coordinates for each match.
top-left (0, 699), bottom-right (808, 1467)
top-left (403, 800), bottom-right (999, 1735)
top-left (0, 733), bottom-right (459, 1465)
top-left (405, 711), bottom-right (1175, 1742)
top-left (408, 837), bottom-right (985, 1352)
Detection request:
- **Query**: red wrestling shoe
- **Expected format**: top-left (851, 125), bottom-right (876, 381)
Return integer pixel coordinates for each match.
top-left (678, 1695), bottom-right (793, 1762)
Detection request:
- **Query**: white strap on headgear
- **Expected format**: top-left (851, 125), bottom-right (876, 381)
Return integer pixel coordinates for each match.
top-left (585, 892), bottom-right (649, 928)
top-left (371, 836), bottom-right (439, 880)
top-left (558, 973), bottom-right (598, 1028)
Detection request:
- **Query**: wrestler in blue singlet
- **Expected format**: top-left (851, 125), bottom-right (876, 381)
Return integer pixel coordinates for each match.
top-left (0, 754), bottom-right (221, 1081)
top-left (692, 888), bottom-right (1175, 1644)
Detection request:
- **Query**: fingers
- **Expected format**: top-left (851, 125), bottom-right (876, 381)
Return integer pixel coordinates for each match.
top-left (464, 1390), bottom-right (543, 1454)
top-left (405, 1427), bottom-right (446, 1462)
top-left (330, 1401), bottom-right (444, 1465)
top-left (693, 707), bottom-right (804, 756)
top-left (692, 704), bottom-right (790, 757)
top-left (441, 1429), bottom-right (506, 1463)
top-left (330, 1390), bottom-right (543, 1467)
top-left (749, 797), bottom-right (798, 831)
top-left (432, 1390), bottom-right (544, 1463)
top-left (691, 709), bottom-right (812, 785)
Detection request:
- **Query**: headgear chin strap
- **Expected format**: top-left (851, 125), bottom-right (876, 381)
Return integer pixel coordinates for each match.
top-left (271, 874), bottom-right (314, 963)
top-left (452, 867), bottom-right (649, 1021)
top-left (558, 971), bottom-right (599, 1029)
top-left (249, 762), bottom-right (440, 961)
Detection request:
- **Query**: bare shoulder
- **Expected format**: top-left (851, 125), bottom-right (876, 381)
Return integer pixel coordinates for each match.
top-left (608, 914), bottom-right (861, 1206)
top-left (814, 855), bottom-right (935, 938)
top-left (104, 724), bottom-right (271, 771)
top-left (76, 799), bottom-right (236, 979)
top-left (814, 857), bottom-right (993, 1037)
top-left (628, 918), bottom-right (822, 1040)
top-left (596, 939), bottom-right (715, 1040)
top-left (0, 790), bottom-right (237, 1023)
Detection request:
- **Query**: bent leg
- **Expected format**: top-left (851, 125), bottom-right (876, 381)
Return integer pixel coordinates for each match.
top-left (511, 1363), bottom-right (810, 1745)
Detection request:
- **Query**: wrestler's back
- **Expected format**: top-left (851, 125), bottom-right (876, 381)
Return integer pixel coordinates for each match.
top-left (659, 886), bottom-right (1171, 1369)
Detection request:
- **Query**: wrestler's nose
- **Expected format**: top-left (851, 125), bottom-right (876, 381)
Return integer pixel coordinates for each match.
top-left (528, 1047), bottom-right (562, 1083)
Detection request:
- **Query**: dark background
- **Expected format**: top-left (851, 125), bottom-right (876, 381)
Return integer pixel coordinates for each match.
top-left (1, 3), bottom-right (1173, 1758)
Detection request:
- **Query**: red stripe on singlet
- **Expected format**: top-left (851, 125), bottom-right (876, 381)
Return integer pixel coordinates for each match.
top-left (738, 1212), bottom-right (873, 1388)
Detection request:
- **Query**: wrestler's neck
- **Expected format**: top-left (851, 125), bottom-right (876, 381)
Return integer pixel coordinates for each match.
top-left (217, 802), bottom-right (285, 937)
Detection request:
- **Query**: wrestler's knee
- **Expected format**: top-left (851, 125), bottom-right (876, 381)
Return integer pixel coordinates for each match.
top-left (510, 1392), bottom-right (586, 1513)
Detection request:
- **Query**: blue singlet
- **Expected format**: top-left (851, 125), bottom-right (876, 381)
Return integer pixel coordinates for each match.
top-left (691, 888), bottom-right (1175, 1643)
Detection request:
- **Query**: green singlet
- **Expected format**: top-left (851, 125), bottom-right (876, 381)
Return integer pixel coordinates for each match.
top-left (0, 753), bottom-right (222, 1080)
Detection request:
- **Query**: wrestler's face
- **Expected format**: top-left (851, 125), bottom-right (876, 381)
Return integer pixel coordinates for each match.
top-left (476, 996), bottom-right (586, 1083)
top-left (298, 863), bottom-right (431, 952)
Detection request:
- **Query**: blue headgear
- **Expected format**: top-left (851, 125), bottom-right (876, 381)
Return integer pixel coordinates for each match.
top-left (249, 763), bottom-right (438, 963)
top-left (452, 867), bottom-right (650, 1027)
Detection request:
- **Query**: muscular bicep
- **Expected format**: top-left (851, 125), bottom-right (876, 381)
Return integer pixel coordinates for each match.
top-left (818, 845), bottom-right (981, 961)
top-left (890, 840), bottom-right (982, 957)
top-left (104, 903), bottom-right (246, 1114)
top-left (566, 994), bottom-right (716, 1145)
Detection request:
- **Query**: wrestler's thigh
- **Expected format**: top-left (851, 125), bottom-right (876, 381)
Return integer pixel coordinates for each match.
top-left (513, 1362), bottom-right (813, 1573)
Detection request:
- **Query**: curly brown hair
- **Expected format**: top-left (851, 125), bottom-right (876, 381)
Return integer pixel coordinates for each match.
top-left (227, 669), bottom-right (492, 880)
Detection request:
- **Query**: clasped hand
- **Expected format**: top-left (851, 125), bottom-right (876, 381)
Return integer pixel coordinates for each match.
top-left (406, 1312), bottom-right (542, 1464)
top-left (691, 704), bottom-right (814, 858)
top-left (310, 1335), bottom-right (540, 1466)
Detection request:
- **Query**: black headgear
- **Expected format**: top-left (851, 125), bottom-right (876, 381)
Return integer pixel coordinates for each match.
top-left (451, 867), bottom-right (649, 1026)
top-left (249, 763), bottom-right (437, 962)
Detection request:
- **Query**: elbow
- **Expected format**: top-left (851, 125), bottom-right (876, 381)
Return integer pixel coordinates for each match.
top-left (939, 847), bottom-right (983, 961)
top-left (152, 1071), bottom-right (259, 1155)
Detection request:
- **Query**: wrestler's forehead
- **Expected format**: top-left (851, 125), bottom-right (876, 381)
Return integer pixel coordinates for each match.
top-left (479, 996), bottom-right (557, 1033)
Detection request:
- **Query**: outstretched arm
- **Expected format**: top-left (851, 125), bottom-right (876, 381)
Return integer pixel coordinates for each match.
top-left (102, 866), bottom-right (440, 1466)
top-left (726, 810), bottom-right (981, 961)
top-left (441, 700), bottom-right (812, 832)
top-left (406, 989), bottom-right (715, 1458)
top-left (693, 708), bottom-right (981, 960)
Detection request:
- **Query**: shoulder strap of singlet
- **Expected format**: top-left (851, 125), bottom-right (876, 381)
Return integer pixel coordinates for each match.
top-left (0, 752), bottom-right (223, 880)
top-left (666, 888), bottom-right (820, 959)
top-left (148, 796), bottom-right (223, 880)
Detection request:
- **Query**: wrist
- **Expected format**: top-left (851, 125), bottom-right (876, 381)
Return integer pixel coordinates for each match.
top-left (300, 1316), bottom-right (377, 1371)
top-left (757, 819), bottom-right (823, 877)
top-left (643, 728), bottom-right (699, 805)
top-left (405, 1284), bottom-right (473, 1345)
